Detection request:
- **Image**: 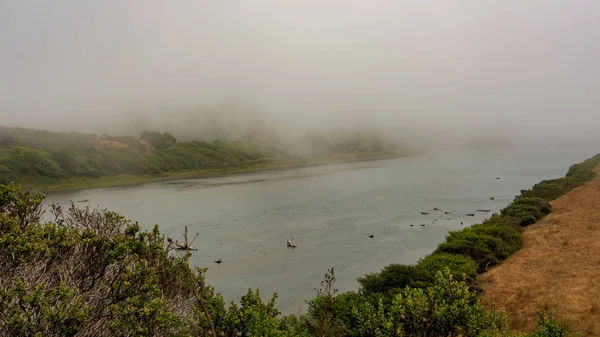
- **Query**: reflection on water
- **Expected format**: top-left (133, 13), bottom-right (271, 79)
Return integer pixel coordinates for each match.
top-left (43, 145), bottom-right (598, 313)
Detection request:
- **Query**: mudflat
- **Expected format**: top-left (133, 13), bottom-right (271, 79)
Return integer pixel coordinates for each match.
top-left (478, 166), bottom-right (600, 336)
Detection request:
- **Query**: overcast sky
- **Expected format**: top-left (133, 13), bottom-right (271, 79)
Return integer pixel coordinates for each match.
top-left (1, 1), bottom-right (599, 142)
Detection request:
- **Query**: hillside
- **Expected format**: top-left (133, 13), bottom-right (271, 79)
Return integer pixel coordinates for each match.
top-left (478, 165), bottom-right (600, 336)
top-left (0, 125), bottom-right (403, 189)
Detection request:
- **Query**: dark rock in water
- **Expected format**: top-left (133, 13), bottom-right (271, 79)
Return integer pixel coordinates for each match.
top-left (420, 224), bottom-right (426, 227)
top-left (466, 213), bottom-right (475, 217)
top-left (368, 234), bottom-right (374, 238)
top-left (496, 177), bottom-right (500, 180)
top-left (410, 224), bottom-right (414, 227)
top-left (421, 212), bottom-right (430, 215)
top-left (433, 207), bottom-right (441, 211)
top-left (490, 196), bottom-right (495, 200)
top-left (476, 209), bottom-right (491, 213)
top-left (214, 258), bottom-right (223, 264)
top-left (444, 211), bottom-right (453, 214)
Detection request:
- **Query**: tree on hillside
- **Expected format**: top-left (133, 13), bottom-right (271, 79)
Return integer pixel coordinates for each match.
top-left (140, 130), bottom-right (177, 150)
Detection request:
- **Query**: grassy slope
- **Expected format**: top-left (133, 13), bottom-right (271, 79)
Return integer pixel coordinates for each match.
top-left (478, 165), bottom-right (600, 336)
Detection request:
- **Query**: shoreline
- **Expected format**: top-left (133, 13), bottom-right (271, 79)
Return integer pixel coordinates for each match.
top-left (22, 152), bottom-right (409, 194)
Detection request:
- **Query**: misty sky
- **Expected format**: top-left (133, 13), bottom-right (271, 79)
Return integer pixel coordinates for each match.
top-left (1, 1), bottom-right (599, 141)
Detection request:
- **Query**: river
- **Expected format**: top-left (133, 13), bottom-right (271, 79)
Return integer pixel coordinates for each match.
top-left (42, 144), bottom-right (598, 314)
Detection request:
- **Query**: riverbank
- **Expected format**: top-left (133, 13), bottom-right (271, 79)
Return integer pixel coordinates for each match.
top-left (478, 165), bottom-right (600, 337)
top-left (22, 151), bottom-right (406, 193)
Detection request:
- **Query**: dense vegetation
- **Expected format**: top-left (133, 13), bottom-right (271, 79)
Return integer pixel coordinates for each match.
top-left (3, 152), bottom-right (599, 336)
top-left (0, 126), bottom-right (290, 184)
top-left (0, 126), bottom-right (400, 187)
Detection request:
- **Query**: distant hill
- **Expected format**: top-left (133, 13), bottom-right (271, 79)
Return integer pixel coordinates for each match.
top-left (0, 124), bottom-right (404, 185)
top-left (0, 125), bottom-right (291, 184)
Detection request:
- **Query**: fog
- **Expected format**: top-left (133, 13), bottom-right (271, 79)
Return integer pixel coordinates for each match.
top-left (1, 1), bottom-right (600, 147)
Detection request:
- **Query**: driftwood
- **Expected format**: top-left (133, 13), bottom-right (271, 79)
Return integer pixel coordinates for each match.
top-left (167, 226), bottom-right (200, 254)
top-left (175, 241), bottom-right (198, 251)
top-left (466, 213), bottom-right (475, 217)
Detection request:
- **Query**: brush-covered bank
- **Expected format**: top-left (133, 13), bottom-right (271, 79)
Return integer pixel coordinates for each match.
top-left (21, 152), bottom-right (403, 193)
top-left (0, 125), bottom-right (409, 193)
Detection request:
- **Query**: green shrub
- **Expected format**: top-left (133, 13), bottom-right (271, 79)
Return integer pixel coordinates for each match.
top-left (436, 229), bottom-right (509, 272)
top-left (51, 148), bottom-right (104, 177)
top-left (520, 181), bottom-right (568, 201)
top-left (502, 204), bottom-right (543, 226)
top-left (1, 146), bottom-right (65, 178)
top-left (141, 130), bottom-right (177, 150)
top-left (328, 291), bottom-right (367, 337)
top-left (0, 164), bottom-right (17, 184)
top-left (358, 264), bottom-right (431, 296)
top-left (501, 197), bottom-right (553, 227)
top-left (469, 222), bottom-right (522, 256)
top-left (529, 310), bottom-right (574, 337)
top-left (417, 252), bottom-right (478, 281)
top-left (352, 269), bottom-right (496, 337)
top-left (511, 197), bottom-right (552, 215)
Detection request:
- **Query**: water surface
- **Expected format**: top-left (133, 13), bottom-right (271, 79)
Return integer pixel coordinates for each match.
top-left (43, 145), bottom-right (597, 314)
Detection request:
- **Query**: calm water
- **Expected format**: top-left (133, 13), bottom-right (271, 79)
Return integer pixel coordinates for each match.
top-left (42, 145), bottom-right (598, 314)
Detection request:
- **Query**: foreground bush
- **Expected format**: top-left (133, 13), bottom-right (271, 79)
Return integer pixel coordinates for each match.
top-left (316, 269), bottom-right (575, 337)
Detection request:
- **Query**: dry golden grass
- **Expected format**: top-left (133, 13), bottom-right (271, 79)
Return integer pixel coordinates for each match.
top-left (478, 166), bottom-right (600, 336)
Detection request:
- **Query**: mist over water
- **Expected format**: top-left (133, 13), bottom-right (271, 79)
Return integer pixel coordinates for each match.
top-left (1, 1), bottom-right (600, 146)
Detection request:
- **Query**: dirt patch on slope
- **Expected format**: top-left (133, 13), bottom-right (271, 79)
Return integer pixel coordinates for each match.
top-left (139, 139), bottom-right (155, 154)
top-left (478, 166), bottom-right (600, 336)
top-left (93, 139), bottom-right (130, 151)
